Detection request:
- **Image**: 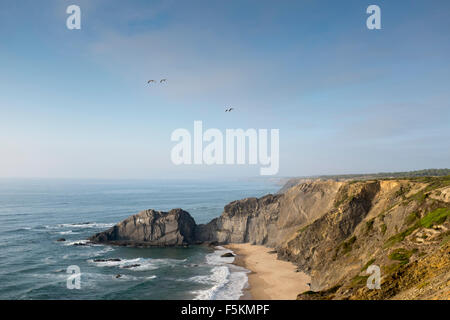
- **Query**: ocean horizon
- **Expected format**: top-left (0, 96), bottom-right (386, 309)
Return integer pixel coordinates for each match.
top-left (0, 178), bottom-right (279, 299)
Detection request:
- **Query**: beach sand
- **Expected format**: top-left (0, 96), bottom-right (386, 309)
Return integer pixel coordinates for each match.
top-left (225, 243), bottom-right (310, 300)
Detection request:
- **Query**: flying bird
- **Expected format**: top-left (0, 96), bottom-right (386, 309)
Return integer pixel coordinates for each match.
top-left (160, 79), bottom-right (167, 83)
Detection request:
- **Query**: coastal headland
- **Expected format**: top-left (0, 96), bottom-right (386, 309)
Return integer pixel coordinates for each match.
top-left (89, 173), bottom-right (450, 300)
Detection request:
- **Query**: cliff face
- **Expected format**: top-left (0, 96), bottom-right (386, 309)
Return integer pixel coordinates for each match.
top-left (90, 176), bottom-right (450, 299)
top-left (286, 177), bottom-right (450, 300)
top-left (196, 180), bottom-right (343, 246)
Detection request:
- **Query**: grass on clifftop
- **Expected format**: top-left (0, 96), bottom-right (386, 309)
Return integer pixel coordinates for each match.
top-left (403, 176), bottom-right (450, 205)
top-left (317, 169), bottom-right (450, 181)
top-left (409, 175), bottom-right (450, 188)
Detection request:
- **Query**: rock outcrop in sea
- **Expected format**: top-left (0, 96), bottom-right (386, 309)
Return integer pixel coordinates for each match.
top-left (89, 208), bottom-right (196, 246)
top-left (90, 175), bottom-right (450, 299)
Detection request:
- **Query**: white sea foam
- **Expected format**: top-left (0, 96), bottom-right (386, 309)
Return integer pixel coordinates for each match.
top-left (57, 230), bottom-right (79, 235)
top-left (113, 274), bottom-right (140, 281)
top-left (93, 246), bottom-right (114, 255)
top-left (64, 246), bottom-right (114, 259)
top-left (63, 239), bottom-right (108, 247)
top-left (88, 257), bottom-right (140, 267)
top-left (205, 246), bottom-right (235, 265)
top-left (47, 222), bottom-right (114, 229)
top-left (88, 257), bottom-right (185, 271)
top-left (191, 266), bottom-right (230, 299)
top-left (192, 246), bottom-right (249, 300)
top-left (42, 256), bottom-right (56, 264)
top-left (128, 263), bottom-right (159, 271)
top-left (28, 272), bottom-right (121, 290)
top-left (64, 239), bottom-right (91, 246)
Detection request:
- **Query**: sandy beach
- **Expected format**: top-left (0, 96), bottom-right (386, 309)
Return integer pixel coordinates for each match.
top-left (226, 243), bottom-right (310, 300)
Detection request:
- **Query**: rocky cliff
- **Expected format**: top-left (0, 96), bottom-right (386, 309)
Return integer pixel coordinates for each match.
top-left (196, 180), bottom-right (343, 246)
top-left (90, 175), bottom-right (450, 299)
top-left (285, 176), bottom-right (450, 300)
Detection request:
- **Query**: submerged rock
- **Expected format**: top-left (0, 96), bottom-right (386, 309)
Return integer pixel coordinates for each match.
top-left (221, 252), bottom-right (235, 258)
top-left (73, 242), bottom-right (88, 246)
top-left (93, 258), bottom-right (121, 262)
top-left (121, 264), bottom-right (141, 269)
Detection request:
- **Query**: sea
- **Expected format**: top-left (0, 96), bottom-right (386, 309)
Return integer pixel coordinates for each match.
top-left (0, 178), bottom-right (279, 300)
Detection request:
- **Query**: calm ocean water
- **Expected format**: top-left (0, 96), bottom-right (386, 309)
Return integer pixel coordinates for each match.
top-left (0, 178), bottom-right (278, 300)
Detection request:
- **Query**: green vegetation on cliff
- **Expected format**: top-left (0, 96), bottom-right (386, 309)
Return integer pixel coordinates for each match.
top-left (388, 248), bottom-right (417, 265)
top-left (420, 208), bottom-right (450, 228)
top-left (384, 207), bottom-right (450, 248)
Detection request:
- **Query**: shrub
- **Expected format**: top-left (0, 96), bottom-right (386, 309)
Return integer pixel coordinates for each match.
top-left (388, 248), bottom-right (415, 265)
top-left (340, 236), bottom-right (357, 254)
top-left (405, 212), bottom-right (419, 225)
top-left (380, 224), bottom-right (387, 235)
top-left (365, 219), bottom-right (375, 233)
top-left (361, 258), bottom-right (376, 272)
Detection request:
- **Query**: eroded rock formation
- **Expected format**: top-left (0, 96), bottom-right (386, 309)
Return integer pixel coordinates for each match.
top-left (89, 208), bottom-right (196, 246)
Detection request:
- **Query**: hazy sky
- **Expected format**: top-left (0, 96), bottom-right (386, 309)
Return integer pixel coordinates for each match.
top-left (0, 0), bottom-right (449, 179)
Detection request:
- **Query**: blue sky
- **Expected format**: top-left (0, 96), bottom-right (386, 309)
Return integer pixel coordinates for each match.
top-left (0, 0), bottom-right (449, 178)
